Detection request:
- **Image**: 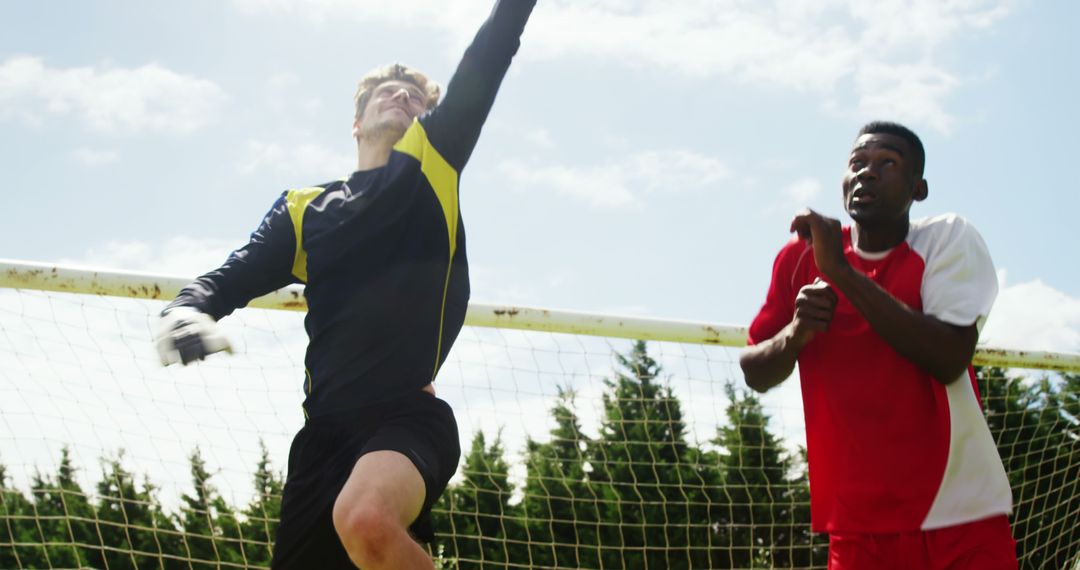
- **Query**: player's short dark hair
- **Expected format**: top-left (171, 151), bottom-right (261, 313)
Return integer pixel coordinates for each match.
top-left (858, 121), bottom-right (925, 178)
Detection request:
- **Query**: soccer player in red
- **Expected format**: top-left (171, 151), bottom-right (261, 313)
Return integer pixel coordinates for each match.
top-left (740, 122), bottom-right (1018, 569)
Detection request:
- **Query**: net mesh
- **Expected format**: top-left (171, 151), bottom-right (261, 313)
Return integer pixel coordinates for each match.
top-left (1, 287), bottom-right (1077, 569)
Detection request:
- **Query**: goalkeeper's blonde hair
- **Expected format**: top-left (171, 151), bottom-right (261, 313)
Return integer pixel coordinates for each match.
top-left (353, 63), bottom-right (440, 121)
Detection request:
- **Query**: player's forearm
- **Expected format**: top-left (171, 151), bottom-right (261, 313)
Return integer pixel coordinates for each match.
top-left (430, 0), bottom-right (536, 168)
top-left (829, 265), bottom-right (976, 383)
top-left (740, 325), bottom-right (805, 393)
top-left (447, 0), bottom-right (535, 103)
top-left (167, 268), bottom-right (249, 321)
top-left (484, 0), bottom-right (536, 46)
top-left (166, 278), bottom-right (222, 318)
top-left (169, 257), bottom-right (297, 321)
top-left (166, 196), bottom-right (300, 320)
top-left (461, 0), bottom-right (535, 79)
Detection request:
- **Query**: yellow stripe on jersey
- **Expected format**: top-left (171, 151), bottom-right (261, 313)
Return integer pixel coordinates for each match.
top-left (393, 119), bottom-right (460, 379)
top-left (393, 119), bottom-right (460, 259)
top-left (285, 187), bottom-right (325, 283)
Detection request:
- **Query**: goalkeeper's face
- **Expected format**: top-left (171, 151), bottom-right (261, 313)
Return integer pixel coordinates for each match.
top-left (841, 133), bottom-right (927, 227)
top-left (354, 80), bottom-right (428, 143)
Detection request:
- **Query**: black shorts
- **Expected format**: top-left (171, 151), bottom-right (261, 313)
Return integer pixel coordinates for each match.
top-left (270, 390), bottom-right (460, 570)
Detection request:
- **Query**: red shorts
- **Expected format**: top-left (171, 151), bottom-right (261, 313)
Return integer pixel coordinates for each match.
top-left (827, 515), bottom-right (1017, 570)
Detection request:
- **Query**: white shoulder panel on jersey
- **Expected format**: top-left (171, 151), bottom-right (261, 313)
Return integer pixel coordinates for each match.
top-left (907, 214), bottom-right (999, 332)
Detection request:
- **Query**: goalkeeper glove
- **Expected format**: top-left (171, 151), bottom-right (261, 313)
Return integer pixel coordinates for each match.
top-left (155, 307), bottom-right (232, 366)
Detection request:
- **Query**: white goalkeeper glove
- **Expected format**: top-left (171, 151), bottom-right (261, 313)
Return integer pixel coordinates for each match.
top-left (155, 307), bottom-right (233, 366)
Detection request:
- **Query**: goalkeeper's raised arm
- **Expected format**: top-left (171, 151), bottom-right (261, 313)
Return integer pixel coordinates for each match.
top-left (420, 0), bottom-right (535, 171)
top-left (155, 1), bottom-right (536, 568)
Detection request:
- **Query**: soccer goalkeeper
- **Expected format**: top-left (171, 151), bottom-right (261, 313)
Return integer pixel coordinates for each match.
top-left (741, 122), bottom-right (1017, 569)
top-left (154, 1), bottom-right (536, 568)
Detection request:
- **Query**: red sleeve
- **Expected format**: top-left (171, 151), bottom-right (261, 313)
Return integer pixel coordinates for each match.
top-left (747, 238), bottom-right (812, 345)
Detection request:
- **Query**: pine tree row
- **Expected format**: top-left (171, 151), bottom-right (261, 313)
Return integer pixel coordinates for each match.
top-left (2, 342), bottom-right (1076, 568)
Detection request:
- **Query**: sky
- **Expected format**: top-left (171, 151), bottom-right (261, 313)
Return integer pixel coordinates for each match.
top-left (2, 0), bottom-right (1080, 352)
top-left (2, 0), bottom-right (1080, 504)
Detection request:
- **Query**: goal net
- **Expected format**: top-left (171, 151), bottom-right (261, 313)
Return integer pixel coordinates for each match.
top-left (1, 260), bottom-right (1077, 569)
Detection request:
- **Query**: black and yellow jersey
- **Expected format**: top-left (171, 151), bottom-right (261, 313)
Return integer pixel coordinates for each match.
top-left (167, 0), bottom-right (535, 418)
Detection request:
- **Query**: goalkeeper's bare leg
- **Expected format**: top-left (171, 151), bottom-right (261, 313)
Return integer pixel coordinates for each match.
top-left (333, 450), bottom-right (434, 570)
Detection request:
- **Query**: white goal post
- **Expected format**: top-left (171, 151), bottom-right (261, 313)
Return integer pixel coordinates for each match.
top-left (3, 259), bottom-right (1076, 371)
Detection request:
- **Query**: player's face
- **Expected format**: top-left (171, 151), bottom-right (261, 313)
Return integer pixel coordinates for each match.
top-left (842, 133), bottom-right (926, 226)
top-left (355, 80), bottom-right (428, 140)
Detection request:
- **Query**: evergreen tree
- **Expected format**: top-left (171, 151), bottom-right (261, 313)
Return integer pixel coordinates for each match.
top-left (240, 440), bottom-right (283, 567)
top-left (978, 367), bottom-right (1080, 568)
top-left (436, 429), bottom-right (523, 568)
top-left (1053, 372), bottom-right (1080, 567)
top-left (712, 383), bottom-right (824, 568)
top-left (28, 447), bottom-right (105, 568)
top-left (5, 365), bottom-right (1076, 569)
top-left (520, 387), bottom-right (602, 568)
top-left (1, 459), bottom-right (49, 569)
top-left (588, 340), bottom-right (712, 568)
top-left (95, 451), bottom-right (183, 569)
top-left (178, 448), bottom-right (245, 568)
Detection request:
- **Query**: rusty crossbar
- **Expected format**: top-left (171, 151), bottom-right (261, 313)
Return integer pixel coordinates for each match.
top-left (3, 258), bottom-right (1078, 373)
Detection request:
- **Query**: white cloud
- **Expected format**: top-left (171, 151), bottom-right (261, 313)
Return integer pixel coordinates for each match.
top-left (266, 72), bottom-right (300, 90)
top-left (846, 0), bottom-right (1014, 48)
top-left (239, 139), bottom-right (354, 180)
top-left (982, 278), bottom-right (1080, 355)
top-left (854, 61), bottom-right (961, 134)
top-left (523, 127), bottom-right (555, 148)
top-left (230, 0), bottom-right (484, 36)
top-left (783, 177), bottom-right (823, 205)
top-left (499, 159), bottom-right (640, 208)
top-left (265, 72), bottom-right (324, 116)
top-left (0, 55), bottom-right (226, 134)
top-left (228, 0), bottom-right (1013, 133)
top-left (72, 147), bottom-right (120, 166)
top-left (499, 149), bottom-right (729, 209)
top-left (469, 263), bottom-right (552, 306)
top-left (522, 0), bottom-right (1010, 133)
top-left (60, 237), bottom-right (238, 277)
top-left (768, 176), bottom-right (829, 215)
